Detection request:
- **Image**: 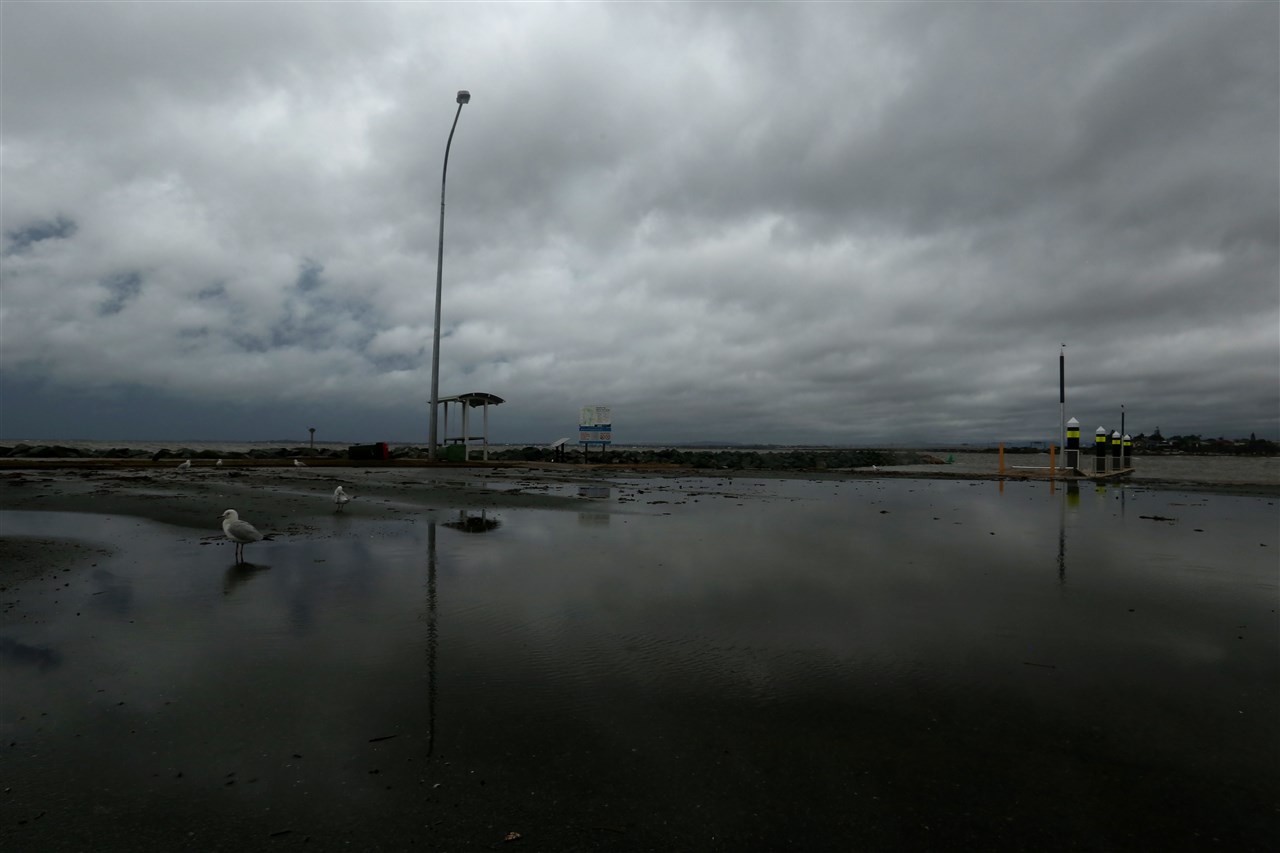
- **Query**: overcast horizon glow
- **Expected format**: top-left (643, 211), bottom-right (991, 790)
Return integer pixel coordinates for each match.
top-left (2, 2), bottom-right (1277, 445)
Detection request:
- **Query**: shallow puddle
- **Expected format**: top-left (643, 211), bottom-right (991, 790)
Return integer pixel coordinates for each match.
top-left (2, 479), bottom-right (1276, 850)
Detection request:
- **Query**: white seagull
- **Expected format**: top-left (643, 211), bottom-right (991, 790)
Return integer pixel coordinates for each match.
top-left (177, 459), bottom-right (192, 470)
top-left (216, 459), bottom-right (223, 467)
top-left (333, 485), bottom-right (352, 512)
top-left (294, 459), bottom-right (307, 468)
top-left (219, 509), bottom-right (267, 562)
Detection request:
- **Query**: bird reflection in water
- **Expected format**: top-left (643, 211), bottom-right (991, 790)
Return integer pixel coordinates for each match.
top-left (223, 562), bottom-right (271, 595)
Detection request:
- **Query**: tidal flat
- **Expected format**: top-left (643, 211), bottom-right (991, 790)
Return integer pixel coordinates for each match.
top-left (1, 468), bottom-right (1277, 851)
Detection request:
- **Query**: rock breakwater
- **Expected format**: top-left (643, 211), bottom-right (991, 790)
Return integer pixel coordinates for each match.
top-left (0, 442), bottom-right (937, 471)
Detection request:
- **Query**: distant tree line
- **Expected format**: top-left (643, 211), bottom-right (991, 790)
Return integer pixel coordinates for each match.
top-left (1130, 428), bottom-right (1277, 456)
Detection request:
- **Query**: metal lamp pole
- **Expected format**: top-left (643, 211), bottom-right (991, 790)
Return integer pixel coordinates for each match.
top-left (428, 89), bottom-right (471, 462)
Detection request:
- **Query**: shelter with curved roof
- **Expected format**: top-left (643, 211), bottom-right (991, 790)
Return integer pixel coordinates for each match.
top-left (436, 392), bottom-right (505, 461)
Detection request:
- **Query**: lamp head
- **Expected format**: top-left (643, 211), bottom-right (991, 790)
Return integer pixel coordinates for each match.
top-left (456, 90), bottom-right (471, 105)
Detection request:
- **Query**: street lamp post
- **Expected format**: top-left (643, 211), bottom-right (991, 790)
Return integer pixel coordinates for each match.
top-left (428, 89), bottom-right (471, 461)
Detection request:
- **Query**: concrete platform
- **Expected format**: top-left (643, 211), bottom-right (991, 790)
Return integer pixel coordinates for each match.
top-left (1002, 465), bottom-right (1135, 482)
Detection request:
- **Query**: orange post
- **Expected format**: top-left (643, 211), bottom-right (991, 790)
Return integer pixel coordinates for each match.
top-left (999, 442), bottom-right (1005, 474)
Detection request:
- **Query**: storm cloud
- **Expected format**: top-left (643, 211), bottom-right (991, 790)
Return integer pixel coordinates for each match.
top-left (2, 2), bottom-right (1276, 444)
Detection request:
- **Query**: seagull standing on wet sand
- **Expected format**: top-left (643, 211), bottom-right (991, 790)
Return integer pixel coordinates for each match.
top-left (219, 509), bottom-right (267, 562)
top-left (216, 459), bottom-right (223, 467)
top-left (333, 486), bottom-right (352, 512)
top-left (177, 459), bottom-right (191, 470)
top-left (294, 459), bottom-right (307, 468)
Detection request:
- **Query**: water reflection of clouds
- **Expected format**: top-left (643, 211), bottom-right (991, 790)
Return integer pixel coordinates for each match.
top-left (0, 636), bottom-right (62, 671)
top-left (216, 533), bottom-right (430, 638)
top-left (440, 493), bottom-right (1029, 677)
top-left (6, 488), bottom-right (1276, 755)
top-left (87, 566), bottom-right (134, 616)
top-left (1, 512), bottom-right (446, 711)
top-left (441, 481), bottom-right (1279, 703)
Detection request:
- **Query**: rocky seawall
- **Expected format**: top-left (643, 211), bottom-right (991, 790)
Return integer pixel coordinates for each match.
top-left (0, 442), bottom-right (940, 471)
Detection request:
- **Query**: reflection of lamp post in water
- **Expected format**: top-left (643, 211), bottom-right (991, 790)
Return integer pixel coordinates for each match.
top-left (424, 508), bottom-right (500, 760)
top-left (1058, 485), bottom-right (1068, 585)
top-left (428, 90), bottom-right (472, 462)
top-left (1058, 481), bottom-right (1080, 585)
top-left (426, 521), bottom-right (438, 758)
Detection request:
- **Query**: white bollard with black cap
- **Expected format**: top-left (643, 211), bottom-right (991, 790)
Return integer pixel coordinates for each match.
top-left (1065, 417), bottom-right (1081, 471)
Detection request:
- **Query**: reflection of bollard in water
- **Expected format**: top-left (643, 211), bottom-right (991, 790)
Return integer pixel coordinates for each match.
top-left (1067, 480), bottom-right (1080, 508)
top-left (1111, 430), bottom-right (1122, 472)
top-left (1065, 418), bottom-right (1080, 471)
top-left (1094, 427), bottom-right (1108, 474)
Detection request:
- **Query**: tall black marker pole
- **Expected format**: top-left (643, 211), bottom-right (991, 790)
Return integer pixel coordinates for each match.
top-left (1059, 344), bottom-right (1066, 470)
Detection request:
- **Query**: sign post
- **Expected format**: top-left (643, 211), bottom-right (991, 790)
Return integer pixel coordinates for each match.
top-left (579, 405), bottom-right (612, 461)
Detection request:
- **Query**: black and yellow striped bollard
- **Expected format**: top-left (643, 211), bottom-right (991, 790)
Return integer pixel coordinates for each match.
top-left (1065, 417), bottom-right (1080, 471)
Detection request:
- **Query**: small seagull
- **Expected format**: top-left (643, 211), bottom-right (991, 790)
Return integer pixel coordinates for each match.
top-left (177, 459), bottom-right (192, 470)
top-left (294, 459), bottom-right (307, 468)
top-left (219, 509), bottom-right (269, 562)
top-left (333, 485), bottom-right (352, 512)
top-left (216, 459), bottom-right (223, 467)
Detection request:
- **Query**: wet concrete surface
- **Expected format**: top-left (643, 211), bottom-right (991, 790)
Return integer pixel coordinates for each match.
top-left (1, 476), bottom-right (1277, 851)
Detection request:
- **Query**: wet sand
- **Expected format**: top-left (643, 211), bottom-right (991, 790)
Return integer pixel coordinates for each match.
top-left (1, 463), bottom-right (601, 530)
top-left (3, 456), bottom-right (1276, 533)
top-left (2, 464), bottom-right (1277, 851)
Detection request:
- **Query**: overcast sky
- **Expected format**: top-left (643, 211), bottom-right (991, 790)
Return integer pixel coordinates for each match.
top-left (2, 1), bottom-right (1277, 446)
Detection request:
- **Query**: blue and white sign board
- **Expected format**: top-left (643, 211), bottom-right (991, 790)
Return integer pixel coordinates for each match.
top-left (579, 405), bottom-right (612, 446)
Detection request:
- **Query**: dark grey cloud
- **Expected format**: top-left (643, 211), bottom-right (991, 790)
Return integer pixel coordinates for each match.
top-left (5, 214), bottom-right (77, 253)
top-left (0, 1), bottom-right (1276, 445)
top-left (98, 271), bottom-right (142, 316)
